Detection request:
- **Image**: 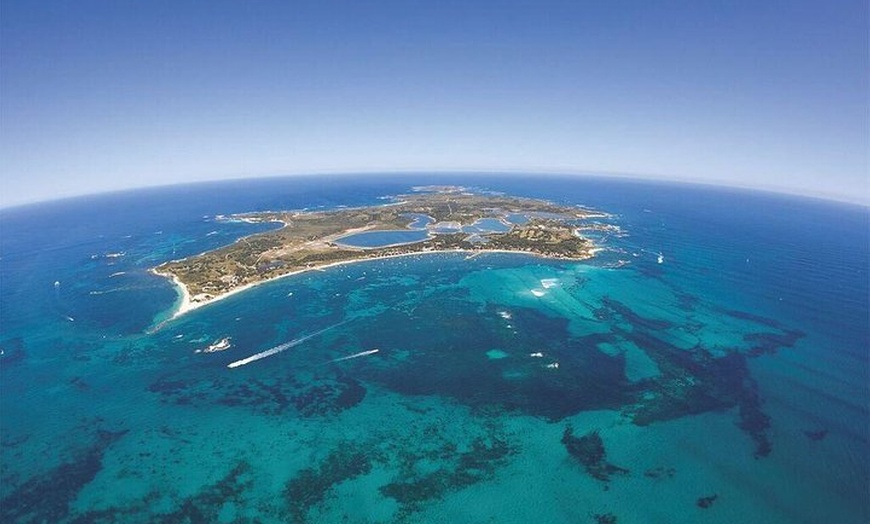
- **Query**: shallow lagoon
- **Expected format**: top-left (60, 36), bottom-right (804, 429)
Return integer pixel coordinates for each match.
top-left (334, 229), bottom-right (431, 248)
top-left (462, 217), bottom-right (511, 233)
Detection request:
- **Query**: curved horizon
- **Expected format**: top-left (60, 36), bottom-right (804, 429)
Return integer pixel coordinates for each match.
top-left (1, 169), bottom-right (867, 210)
top-left (2, 2), bottom-right (866, 210)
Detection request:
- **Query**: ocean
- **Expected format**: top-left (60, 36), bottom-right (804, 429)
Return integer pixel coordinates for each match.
top-left (1, 174), bottom-right (867, 523)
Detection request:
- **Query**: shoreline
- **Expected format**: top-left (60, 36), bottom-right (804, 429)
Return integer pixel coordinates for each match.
top-left (151, 268), bottom-right (192, 315)
top-left (151, 247), bottom-right (593, 326)
top-left (148, 268), bottom-right (193, 332)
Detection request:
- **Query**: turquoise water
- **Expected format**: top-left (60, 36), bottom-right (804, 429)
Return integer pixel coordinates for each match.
top-left (1, 174), bottom-right (867, 523)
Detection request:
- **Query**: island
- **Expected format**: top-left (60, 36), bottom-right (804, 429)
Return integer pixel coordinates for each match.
top-left (152, 186), bottom-right (616, 318)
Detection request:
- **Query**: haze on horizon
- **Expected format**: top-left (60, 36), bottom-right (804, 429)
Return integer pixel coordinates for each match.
top-left (1, 1), bottom-right (867, 207)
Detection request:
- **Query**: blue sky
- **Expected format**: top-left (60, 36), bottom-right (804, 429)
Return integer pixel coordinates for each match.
top-left (1, 1), bottom-right (867, 206)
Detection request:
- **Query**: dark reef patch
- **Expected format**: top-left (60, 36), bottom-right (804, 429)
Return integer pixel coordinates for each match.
top-left (734, 372), bottom-right (771, 458)
top-left (623, 328), bottom-right (773, 458)
top-left (696, 494), bottom-right (718, 508)
top-left (601, 297), bottom-right (673, 331)
top-left (67, 461), bottom-right (254, 523)
top-left (0, 432), bottom-right (30, 449)
top-left (804, 429), bottom-right (828, 442)
top-left (643, 466), bottom-right (676, 479)
top-left (284, 445), bottom-right (373, 522)
top-left (292, 376), bottom-right (367, 417)
top-left (0, 428), bottom-right (127, 523)
top-left (380, 436), bottom-right (516, 510)
top-left (592, 513), bottom-right (618, 524)
top-left (744, 329), bottom-right (804, 357)
top-left (354, 289), bottom-right (800, 461)
top-left (674, 291), bottom-right (700, 312)
top-left (68, 376), bottom-right (91, 391)
top-left (561, 425), bottom-right (628, 482)
top-left (147, 372), bottom-right (366, 418)
top-left (359, 303), bottom-right (633, 421)
top-left (158, 462), bottom-right (254, 522)
top-left (719, 307), bottom-right (781, 329)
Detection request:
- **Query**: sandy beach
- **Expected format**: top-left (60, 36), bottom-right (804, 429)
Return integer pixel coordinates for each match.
top-left (152, 247), bottom-right (594, 325)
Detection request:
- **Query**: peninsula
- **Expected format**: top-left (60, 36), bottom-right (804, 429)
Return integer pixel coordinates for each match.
top-left (153, 187), bottom-right (615, 317)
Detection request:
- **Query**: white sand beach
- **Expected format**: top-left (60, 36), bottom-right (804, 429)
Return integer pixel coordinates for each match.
top-left (152, 247), bottom-right (594, 324)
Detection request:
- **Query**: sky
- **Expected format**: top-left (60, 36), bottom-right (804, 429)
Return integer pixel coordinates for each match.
top-left (1, 0), bottom-right (867, 207)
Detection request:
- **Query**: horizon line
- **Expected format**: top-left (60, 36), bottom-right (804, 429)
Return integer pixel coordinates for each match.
top-left (2, 169), bottom-right (867, 210)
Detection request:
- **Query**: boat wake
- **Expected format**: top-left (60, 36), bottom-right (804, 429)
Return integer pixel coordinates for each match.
top-left (227, 320), bottom-right (348, 369)
top-left (326, 348), bottom-right (379, 364)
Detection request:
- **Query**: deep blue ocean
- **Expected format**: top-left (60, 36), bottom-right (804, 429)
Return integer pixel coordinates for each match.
top-left (1, 174), bottom-right (867, 523)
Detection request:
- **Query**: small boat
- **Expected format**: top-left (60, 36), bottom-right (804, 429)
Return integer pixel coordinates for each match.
top-left (200, 337), bottom-right (232, 353)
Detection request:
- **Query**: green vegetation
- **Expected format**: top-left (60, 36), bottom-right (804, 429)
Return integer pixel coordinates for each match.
top-left (155, 188), bottom-right (610, 305)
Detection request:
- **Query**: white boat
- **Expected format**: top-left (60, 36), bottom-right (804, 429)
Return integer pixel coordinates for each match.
top-left (201, 337), bottom-right (232, 353)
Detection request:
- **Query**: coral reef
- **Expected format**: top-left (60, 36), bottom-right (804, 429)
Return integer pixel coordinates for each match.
top-left (147, 373), bottom-right (366, 417)
top-left (284, 446), bottom-right (372, 522)
top-left (380, 436), bottom-right (516, 510)
top-left (624, 330), bottom-right (774, 458)
top-left (601, 297), bottom-right (673, 331)
top-left (804, 429), bottom-right (828, 442)
top-left (643, 466), bottom-right (676, 479)
top-left (696, 494), bottom-right (718, 508)
top-left (291, 376), bottom-right (366, 417)
top-left (561, 425), bottom-right (628, 482)
top-left (0, 428), bottom-right (127, 523)
top-left (361, 304), bottom-right (632, 421)
top-left (744, 329), bottom-right (804, 357)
